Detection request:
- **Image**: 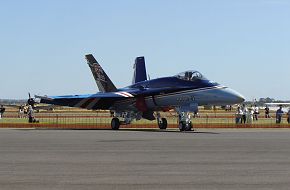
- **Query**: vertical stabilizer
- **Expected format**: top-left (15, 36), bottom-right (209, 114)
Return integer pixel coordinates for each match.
top-left (132, 56), bottom-right (147, 84)
top-left (85, 54), bottom-right (117, 92)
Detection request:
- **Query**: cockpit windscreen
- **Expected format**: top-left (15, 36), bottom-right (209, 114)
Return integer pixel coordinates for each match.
top-left (175, 70), bottom-right (206, 81)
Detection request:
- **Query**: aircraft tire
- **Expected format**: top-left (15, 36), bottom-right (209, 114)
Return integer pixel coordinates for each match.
top-left (111, 118), bottom-right (120, 130)
top-left (178, 122), bottom-right (185, 131)
top-left (185, 123), bottom-right (192, 131)
top-left (158, 118), bottom-right (167, 130)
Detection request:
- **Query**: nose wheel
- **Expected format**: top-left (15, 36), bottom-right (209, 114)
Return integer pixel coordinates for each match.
top-left (178, 112), bottom-right (193, 131)
top-left (178, 121), bottom-right (192, 131)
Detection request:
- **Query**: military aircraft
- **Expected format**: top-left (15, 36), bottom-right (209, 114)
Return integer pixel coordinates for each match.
top-left (27, 93), bottom-right (56, 112)
top-left (265, 103), bottom-right (290, 112)
top-left (3, 93), bottom-right (55, 113)
top-left (37, 54), bottom-right (245, 131)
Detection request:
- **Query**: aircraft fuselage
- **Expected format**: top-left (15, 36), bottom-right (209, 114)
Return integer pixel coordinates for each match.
top-left (113, 75), bottom-right (244, 112)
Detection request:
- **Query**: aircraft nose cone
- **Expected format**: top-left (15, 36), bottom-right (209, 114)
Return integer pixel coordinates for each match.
top-left (238, 95), bottom-right (245, 103)
top-left (225, 88), bottom-right (245, 104)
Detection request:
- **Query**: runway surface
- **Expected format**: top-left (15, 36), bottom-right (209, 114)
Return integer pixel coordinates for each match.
top-left (0, 128), bottom-right (290, 190)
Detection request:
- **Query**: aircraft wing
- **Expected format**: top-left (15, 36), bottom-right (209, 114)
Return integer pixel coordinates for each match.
top-left (34, 105), bottom-right (56, 111)
top-left (36, 86), bottom-right (189, 110)
top-left (36, 92), bottom-right (135, 110)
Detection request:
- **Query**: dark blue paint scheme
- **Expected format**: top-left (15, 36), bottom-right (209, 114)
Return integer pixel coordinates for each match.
top-left (38, 55), bottom-right (244, 122)
top-left (40, 75), bottom-right (220, 110)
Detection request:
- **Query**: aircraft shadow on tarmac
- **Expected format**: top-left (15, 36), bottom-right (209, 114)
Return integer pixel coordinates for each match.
top-left (69, 128), bottom-right (220, 134)
top-left (120, 129), bottom-right (220, 134)
top-left (14, 128), bottom-right (219, 134)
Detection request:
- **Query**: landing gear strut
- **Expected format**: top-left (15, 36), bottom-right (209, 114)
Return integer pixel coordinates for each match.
top-left (178, 112), bottom-right (192, 131)
top-left (111, 117), bottom-right (120, 130)
top-left (156, 112), bottom-right (167, 129)
top-left (110, 112), bottom-right (134, 130)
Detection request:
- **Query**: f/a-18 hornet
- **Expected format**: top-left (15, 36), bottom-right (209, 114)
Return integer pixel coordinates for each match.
top-left (37, 54), bottom-right (245, 131)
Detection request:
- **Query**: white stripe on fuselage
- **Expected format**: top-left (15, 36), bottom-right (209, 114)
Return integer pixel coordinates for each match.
top-left (115, 91), bottom-right (134, 97)
top-left (151, 85), bottom-right (226, 100)
top-left (115, 85), bottom-right (226, 105)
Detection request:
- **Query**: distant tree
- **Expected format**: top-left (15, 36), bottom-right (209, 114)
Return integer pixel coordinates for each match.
top-left (259, 97), bottom-right (275, 103)
top-left (0, 99), bottom-right (27, 105)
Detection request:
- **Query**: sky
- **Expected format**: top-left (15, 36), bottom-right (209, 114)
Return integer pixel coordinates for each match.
top-left (0, 0), bottom-right (289, 100)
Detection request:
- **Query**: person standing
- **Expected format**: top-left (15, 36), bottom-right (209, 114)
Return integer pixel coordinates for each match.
top-left (265, 105), bottom-right (270, 118)
top-left (287, 108), bottom-right (290, 124)
top-left (27, 105), bottom-right (34, 123)
top-left (18, 106), bottom-right (24, 118)
top-left (24, 105), bottom-right (28, 115)
top-left (276, 106), bottom-right (284, 124)
top-left (241, 104), bottom-right (247, 124)
top-left (235, 106), bottom-right (243, 124)
top-left (0, 105), bottom-right (5, 119)
top-left (253, 105), bottom-right (259, 121)
top-left (246, 107), bottom-right (254, 124)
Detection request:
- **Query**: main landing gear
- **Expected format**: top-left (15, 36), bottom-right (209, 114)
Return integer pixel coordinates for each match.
top-left (111, 117), bottom-right (120, 130)
top-left (110, 112), bottom-right (192, 132)
top-left (111, 112), bottom-right (135, 130)
top-left (156, 112), bottom-right (167, 130)
top-left (178, 112), bottom-right (192, 131)
top-left (111, 115), bottom-right (168, 130)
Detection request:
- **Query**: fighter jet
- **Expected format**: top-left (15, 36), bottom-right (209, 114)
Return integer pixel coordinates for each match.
top-left (37, 54), bottom-right (245, 131)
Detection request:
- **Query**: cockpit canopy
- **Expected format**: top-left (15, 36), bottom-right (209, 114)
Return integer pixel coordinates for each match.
top-left (175, 70), bottom-right (206, 81)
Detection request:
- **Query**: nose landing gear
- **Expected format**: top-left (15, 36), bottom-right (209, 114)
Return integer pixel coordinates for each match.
top-left (178, 121), bottom-right (192, 131)
top-left (178, 112), bottom-right (193, 131)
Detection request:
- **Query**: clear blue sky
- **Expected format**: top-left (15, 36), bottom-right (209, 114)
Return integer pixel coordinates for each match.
top-left (0, 0), bottom-right (289, 100)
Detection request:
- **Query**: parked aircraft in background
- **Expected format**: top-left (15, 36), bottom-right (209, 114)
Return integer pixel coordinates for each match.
top-left (265, 103), bottom-right (290, 112)
top-left (27, 93), bottom-right (56, 112)
top-left (37, 54), bottom-right (245, 131)
top-left (4, 93), bottom-right (55, 112)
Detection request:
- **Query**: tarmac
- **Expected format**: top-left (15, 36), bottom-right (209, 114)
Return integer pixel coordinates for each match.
top-left (0, 128), bottom-right (290, 190)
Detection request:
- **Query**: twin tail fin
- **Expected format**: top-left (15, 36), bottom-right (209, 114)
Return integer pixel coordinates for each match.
top-left (132, 56), bottom-right (147, 84)
top-left (85, 54), bottom-right (117, 92)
